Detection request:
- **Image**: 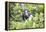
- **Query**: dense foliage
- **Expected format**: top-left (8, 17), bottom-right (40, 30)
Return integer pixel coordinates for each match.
top-left (9, 3), bottom-right (44, 30)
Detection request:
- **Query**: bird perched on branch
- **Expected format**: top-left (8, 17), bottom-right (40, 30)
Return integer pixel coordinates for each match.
top-left (22, 9), bottom-right (33, 21)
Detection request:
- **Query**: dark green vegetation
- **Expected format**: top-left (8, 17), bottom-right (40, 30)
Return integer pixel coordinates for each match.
top-left (9, 3), bottom-right (44, 30)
